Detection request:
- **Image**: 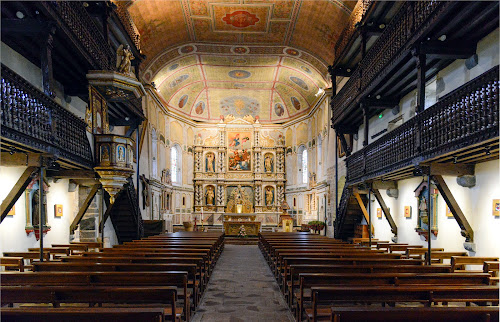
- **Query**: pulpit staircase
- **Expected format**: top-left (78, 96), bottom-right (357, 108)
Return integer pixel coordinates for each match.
top-left (107, 177), bottom-right (143, 244)
top-left (334, 186), bottom-right (367, 240)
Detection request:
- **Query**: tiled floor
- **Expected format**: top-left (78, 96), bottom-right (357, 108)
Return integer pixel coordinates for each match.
top-left (191, 245), bottom-right (294, 322)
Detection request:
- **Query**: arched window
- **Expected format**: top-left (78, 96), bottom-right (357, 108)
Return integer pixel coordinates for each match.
top-left (171, 144), bottom-right (181, 184)
top-left (302, 150), bottom-right (308, 184)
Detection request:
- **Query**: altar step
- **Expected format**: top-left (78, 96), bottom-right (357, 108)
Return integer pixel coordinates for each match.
top-left (224, 237), bottom-right (259, 245)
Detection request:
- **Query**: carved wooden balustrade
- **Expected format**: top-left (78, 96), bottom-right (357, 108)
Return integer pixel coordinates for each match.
top-left (332, 1), bottom-right (446, 124)
top-left (114, 2), bottom-right (141, 51)
top-left (41, 1), bottom-right (115, 71)
top-left (345, 66), bottom-right (499, 185)
top-left (1, 64), bottom-right (93, 168)
top-left (334, 0), bottom-right (372, 60)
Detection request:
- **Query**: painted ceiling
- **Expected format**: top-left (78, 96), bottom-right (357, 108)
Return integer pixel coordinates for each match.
top-left (152, 51), bottom-right (328, 123)
top-left (126, 0), bottom-right (358, 123)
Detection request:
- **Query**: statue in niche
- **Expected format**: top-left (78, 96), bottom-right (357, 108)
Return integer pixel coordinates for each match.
top-left (116, 44), bottom-right (135, 76)
top-left (264, 154), bottom-right (274, 172)
top-left (205, 152), bottom-right (216, 172)
top-left (31, 188), bottom-right (40, 227)
top-left (265, 186), bottom-right (274, 206)
top-left (140, 174), bottom-right (150, 209)
top-left (226, 185), bottom-right (253, 213)
top-left (205, 186), bottom-right (215, 206)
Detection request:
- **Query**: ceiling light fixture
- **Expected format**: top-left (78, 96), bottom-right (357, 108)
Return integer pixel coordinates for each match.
top-left (438, 35), bottom-right (447, 41)
top-left (16, 11), bottom-right (25, 19)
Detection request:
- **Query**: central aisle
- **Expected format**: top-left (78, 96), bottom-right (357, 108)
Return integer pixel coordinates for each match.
top-left (191, 244), bottom-right (294, 322)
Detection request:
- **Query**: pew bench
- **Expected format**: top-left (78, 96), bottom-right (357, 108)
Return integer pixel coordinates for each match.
top-left (484, 261), bottom-right (499, 285)
top-left (451, 256), bottom-right (499, 272)
top-left (306, 285), bottom-right (500, 322)
top-left (1, 271), bottom-right (191, 321)
top-left (0, 257), bottom-right (24, 272)
top-left (329, 306), bottom-right (500, 322)
top-left (1, 285), bottom-right (181, 322)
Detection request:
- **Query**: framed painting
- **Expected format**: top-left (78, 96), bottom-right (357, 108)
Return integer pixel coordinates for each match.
top-left (404, 206), bottom-right (411, 218)
top-left (493, 199), bottom-right (500, 217)
top-left (54, 204), bottom-right (63, 217)
top-left (376, 208), bottom-right (382, 218)
top-left (446, 205), bottom-right (453, 217)
top-left (227, 131), bottom-right (252, 172)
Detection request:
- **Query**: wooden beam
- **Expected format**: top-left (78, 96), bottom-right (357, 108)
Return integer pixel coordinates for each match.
top-left (46, 169), bottom-right (96, 179)
top-left (429, 163), bottom-right (474, 176)
top-left (0, 152), bottom-right (40, 167)
top-left (1, 166), bottom-right (39, 223)
top-left (433, 175), bottom-right (474, 242)
top-left (420, 40), bottom-right (477, 60)
top-left (361, 98), bottom-right (399, 110)
top-left (353, 192), bottom-right (374, 235)
top-left (371, 180), bottom-right (397, 190)
top-left (337, 133), bottom-right (351, 157)
top-left (372, 188), bottom-right (397, 236)
top-left (70, 184), bottom-right (100, 234)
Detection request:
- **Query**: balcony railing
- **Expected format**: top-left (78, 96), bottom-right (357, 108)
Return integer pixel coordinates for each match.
top-left (42, 1), bottom-right (115, 71)
top-left (334, 0), bottom-right (372, 60)
top-left (114, 2), bottom-right (141, 52)
top-left (332, 1), bottom-right (446, 124)
top-left (346, 66), bottom-right (499, 185)
top-left (1, 64), bottom-right (93, 168)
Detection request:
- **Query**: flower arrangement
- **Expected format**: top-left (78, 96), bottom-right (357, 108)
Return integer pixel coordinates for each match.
top-left (308, 221), bottom-right (325, 234)
top-left (238, 225), bottom-right (247, 238)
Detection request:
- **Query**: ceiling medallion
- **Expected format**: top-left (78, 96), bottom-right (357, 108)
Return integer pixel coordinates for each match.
top-left (228, 70), bottom-right (251, 79)
top-left (284, 47), bottom-right (300, 56)
top-left (231, 46), bottom-right (249, 55)
top-left (179, 45), bottom-right (196, 54)
top-left (222, 11), bottom-right (259, 28)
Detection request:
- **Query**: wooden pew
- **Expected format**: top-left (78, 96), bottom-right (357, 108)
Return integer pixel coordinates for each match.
top-left (31, 262), bottom-right (202, 307)
top-left (1, 307), bottom-right (167, 322)
top-left (425, 251), bottom-right (468, 264)
top-left (296, 272), bottom-right (492, 320)
top-left (29, 247), bottom-right (71, 259)
top-left (3, 251), bottom-right (51, 270)
top-left (484, 261), bottom-right (499, 285)
top-left (285, 264), bottom-right (452, 307)
top-left (307, 285), bottom-right (499, 322)
top-left (406, 247), bottom-right (444, 259)
top-left (1, 271), bottom-right (191, 321)
top-left (451, 256), bottom-right (499, 272)
top-left (329, 306), bottom-right (500, 322)
top-left (52, 244), bottom-right (88, 254)
top-left (0, 257), bottom-right (24, 272)
top-left (1, 285), bottom-right (181, 322)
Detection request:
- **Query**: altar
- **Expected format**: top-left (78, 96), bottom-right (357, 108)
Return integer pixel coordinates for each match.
top-left (223, 214), bottom-right (261, 236)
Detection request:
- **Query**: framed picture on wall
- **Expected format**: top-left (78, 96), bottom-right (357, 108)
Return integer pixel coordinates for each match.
top-left (376, 208), bottom-right (382, 218)
top-left (404, 206), bottom-right (411, 218)
top-left (493, 199), bottom-right (500, 217)
top-left (54, 204), bottom-right (63, 217)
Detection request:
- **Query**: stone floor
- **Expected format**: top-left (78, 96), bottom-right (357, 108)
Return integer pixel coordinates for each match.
top-left (191, 245), bottom-right (294, 322)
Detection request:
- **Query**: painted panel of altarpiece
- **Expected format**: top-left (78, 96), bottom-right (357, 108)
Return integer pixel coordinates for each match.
top-left (227, 131), bottom-right (252, 171)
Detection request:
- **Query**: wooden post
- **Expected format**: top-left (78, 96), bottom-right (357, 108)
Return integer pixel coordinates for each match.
top-left (39, 159), bottom-right (45, 262)
top-left (362, 104), bottom-right (369, 146)
top-left (427, 174), bottom-right (432, 265)
top-left (416, 53), bottom-right (426, 113)
top-left (41, 26), bottom-right (56, 98)
top-left (368, 189), bottom-right (372, 245)
top-left (136, 126), bottom-right (141, 238)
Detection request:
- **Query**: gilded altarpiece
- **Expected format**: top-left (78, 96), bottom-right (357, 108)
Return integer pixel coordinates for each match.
top-left (193, 117), bottom-right (285, 227)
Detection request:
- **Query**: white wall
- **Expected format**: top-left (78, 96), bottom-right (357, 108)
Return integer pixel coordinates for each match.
top-left (0, 167), bottom-right (78, 254)
top-left (371, 160), bottom-right (500, 257)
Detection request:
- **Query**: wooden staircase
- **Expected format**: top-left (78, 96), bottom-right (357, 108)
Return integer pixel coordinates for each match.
top-left (108, 177), bottom-right (143, 244)
top-left (334, 187), bottom-right (367, 240)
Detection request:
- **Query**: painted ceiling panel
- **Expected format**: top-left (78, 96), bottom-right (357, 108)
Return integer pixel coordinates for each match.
top-left (127, 0), bottom-right (358, 123)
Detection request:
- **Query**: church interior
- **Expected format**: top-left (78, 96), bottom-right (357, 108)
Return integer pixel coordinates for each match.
top-left (0, 0), bottom-right (499, 321)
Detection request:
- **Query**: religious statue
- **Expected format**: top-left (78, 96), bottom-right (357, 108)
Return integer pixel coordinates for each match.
top-left (264, 154), bottom-right (274, 172)
top-left (226, 185), bottom-right (253, 213)
top-left (31, 188), bottom-right (40, 227)
top-left (265, 187), bottom-right (274, 206)
top-left (116, 44), bottom-right (135, 76)
top-left (205, 186), bottom-right (215, 205)
top-left (195, 134), bottom-right (203, 145)
top-left (140, 174), bottom-right (150, 209)
top-left (206, 153), bottom-right (215, 172)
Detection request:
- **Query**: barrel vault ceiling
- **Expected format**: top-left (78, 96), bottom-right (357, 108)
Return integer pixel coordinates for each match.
top-left (126, 0), bottom-right (357, 123)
